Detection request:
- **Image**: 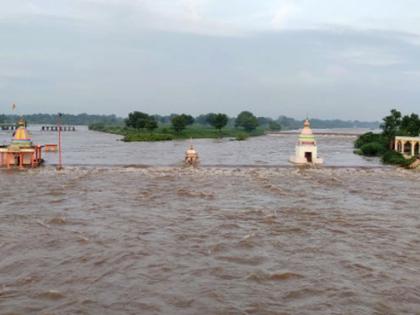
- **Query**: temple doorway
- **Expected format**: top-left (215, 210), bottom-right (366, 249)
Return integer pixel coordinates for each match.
top-left (305, 152), bottom-right (313, 163)
top-left (404, 142), bottom-right (412, 155)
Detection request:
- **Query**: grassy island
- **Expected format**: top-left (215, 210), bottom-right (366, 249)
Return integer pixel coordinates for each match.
top-left (89, 111), bottom-right (267, 142)
top-left (354, 109), bottom-right (419, 167)
top-left (89, 124), bottom-right (265, 142)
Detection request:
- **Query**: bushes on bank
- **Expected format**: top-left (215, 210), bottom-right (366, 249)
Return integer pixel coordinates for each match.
top-left (354, 130), bottom-right (417, 167)
top-left (381, 151), bottom-right (416, 167)
top-left (235, 132), bottom-right (249, 141)
top-left (354, 130), bottom-right (415, 167)
top-left (123, 133), bottom-right (174, 142)
top-left (354, 132), bottom-right (388, 149)
top-left (359, 142), bottom-right (387, 156)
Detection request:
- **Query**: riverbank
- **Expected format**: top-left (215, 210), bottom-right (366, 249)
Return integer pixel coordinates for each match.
top-left (354, 132), bottom-right (418, 167)
top-left (89, 123), bottom-right (266, 141)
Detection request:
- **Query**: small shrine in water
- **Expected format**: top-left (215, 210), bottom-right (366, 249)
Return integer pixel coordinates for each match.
top-left (289, 119), bottom-right (323, 165)
top-left (185, 144), bottom-right (199, 166)
top-left (0, 118), bottom-right (43, 169)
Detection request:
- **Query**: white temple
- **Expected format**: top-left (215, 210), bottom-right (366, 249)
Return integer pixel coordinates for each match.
top-left (289, 119), bottom-right (323, 165)
top-left (185, 144), bottom-right (199, 166)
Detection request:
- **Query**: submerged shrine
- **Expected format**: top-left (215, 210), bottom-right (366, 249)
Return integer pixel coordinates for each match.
top-left (289, 119), bottom-right (324, 165)
top-left (185, 144), bottom-right (199, 166)
top-left (0, 118), bottom-right (44, 169)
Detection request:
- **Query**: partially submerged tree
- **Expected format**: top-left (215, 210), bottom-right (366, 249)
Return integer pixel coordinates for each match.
top-left (380, 109), bottom-right (402, 140)
top-left (171, 114), bottom-right (194, 133)
top-left (195, 114), bottom-right (211, 126)
top-left (235, 111), bottom-right (259, 132)
top-left (207, 113), bottom-right (229, 132)
top-left (400, 113), bottom-right (420, 137)
top-left (125, 111), bottom-right (158, 131)
top-left (380, 109), bottom-right (420, 148)
top-left (145, 119), bottom-right (158, 132)
top-left (268, 121), bottom-right (282, 131)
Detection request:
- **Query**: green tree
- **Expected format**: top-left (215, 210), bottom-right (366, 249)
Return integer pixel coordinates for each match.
top-left (145, 119), bottom-right (158, 132)
top-left (183, 114), bottom-right (195, 126)
top-left (268, 121), bottom-right (282, 131)
top-left (125, 111), bottom-right (157, 130)
top-left (380, 109), bottom-right (402, 139)
top-left (400, 113), bottom-right (420, 136)
top-left (235, 111), bottom-right (259, 132)
top-left (195, 114), bottom-right (211, 125)
top-left (171, 114), bottom-right (194, 133)
top-left (207, 113), bottom-right (229, 132)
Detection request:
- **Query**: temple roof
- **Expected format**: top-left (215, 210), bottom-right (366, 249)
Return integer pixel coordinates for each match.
top-left (298, 119), bottom-right (316, 144)
top-left (301, 119), bottom-right (313, 135)
top-left (13, 127), bottom-right (31, 141)
top-left (11, 118), bottom-right (32, 146)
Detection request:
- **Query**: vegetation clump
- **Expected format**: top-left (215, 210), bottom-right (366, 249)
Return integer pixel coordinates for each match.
top-left (355, 109), bottom-right (420, 167)
top-left (381, 151), bottom-right (415, 166)
top-left (235, 132), bottom-right (249, 141)
top-left (359, 142), bottom-right (387, 156)
top-left (125, 112), bottom-right (158, 132)
top-left (268, 121), bottom-right (282, 131)
top-left (123, 133), bottom-right (174, 142)
top-left (171, 114), bottom-right (194, 133)
top-left (207, 113), bottom-right (229, 134)
top-left (235, 111), bottom-right (259, 132)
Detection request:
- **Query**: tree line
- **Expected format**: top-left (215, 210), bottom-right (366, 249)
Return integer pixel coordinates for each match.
top-left (0, 111), bottom-right (379, 130)
top-left (125, 111), bottom-right (262, 133)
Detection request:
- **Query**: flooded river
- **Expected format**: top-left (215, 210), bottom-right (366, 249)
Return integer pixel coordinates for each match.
top-left (1, 129), bottom-right (419, 314)
top-left (1, 127), bottom-right (381, 167)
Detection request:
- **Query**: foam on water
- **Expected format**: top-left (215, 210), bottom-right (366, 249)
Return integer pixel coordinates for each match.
top-left (0, 166), bottom-right (419, 314)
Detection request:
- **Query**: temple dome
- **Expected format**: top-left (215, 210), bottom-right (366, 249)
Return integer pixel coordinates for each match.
top-left (298, 119), bottom-right (315, 144)
top-left (301, 119), bottom-right (313, 135)
top-left (12, 118), bottom-right (32, 146)
top-left (13, 127), bottom-right (31, 141)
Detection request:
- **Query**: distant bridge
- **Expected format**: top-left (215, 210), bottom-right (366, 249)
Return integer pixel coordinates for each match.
top-left (0, 124), bottom-right (18, 131)
top-left (41, 126), bottom-right (76, 132)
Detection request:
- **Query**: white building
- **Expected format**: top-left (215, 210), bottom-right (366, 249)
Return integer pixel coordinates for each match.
top-left (289, 119), bottom-right (324, 165)
top-left (394, 136), bottom-right (420, 157)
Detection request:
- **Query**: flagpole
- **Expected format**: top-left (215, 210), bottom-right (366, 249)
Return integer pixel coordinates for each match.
top-left (57, 113), bottom-right (63, 170)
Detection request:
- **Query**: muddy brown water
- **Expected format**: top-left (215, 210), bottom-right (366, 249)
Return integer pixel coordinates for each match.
top-left (1, 127), bottom-right (381, 167)
top-left (1, 129), bottom-right (420, 314)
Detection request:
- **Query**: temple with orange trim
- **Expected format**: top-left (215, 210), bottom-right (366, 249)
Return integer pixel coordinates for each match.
top-left (0, 118), bottom-right (44, 169)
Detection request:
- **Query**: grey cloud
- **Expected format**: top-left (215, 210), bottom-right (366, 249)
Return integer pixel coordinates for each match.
top-left (0, 16), bottom-right (419, 120)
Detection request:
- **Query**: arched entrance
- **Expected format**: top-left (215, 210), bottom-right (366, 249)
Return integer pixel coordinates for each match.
top-left (415, 142), bottom-right (420, 156)
top-left (404, 142), bottom-right (411, 155)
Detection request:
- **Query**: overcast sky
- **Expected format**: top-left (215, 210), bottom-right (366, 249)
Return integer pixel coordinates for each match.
top-left (0, 0), bottom-right (419, 120)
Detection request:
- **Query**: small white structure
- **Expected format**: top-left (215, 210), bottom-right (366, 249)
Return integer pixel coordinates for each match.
top-left (185, 144), bottom-right (199, 166)
top-left (394, 136), bottom-right (420, 158)
top-left (289, 119), bottom-right (324, 165)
